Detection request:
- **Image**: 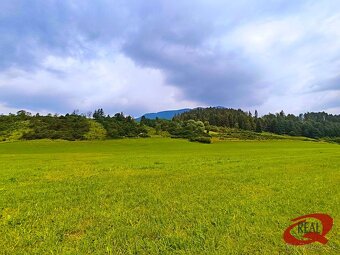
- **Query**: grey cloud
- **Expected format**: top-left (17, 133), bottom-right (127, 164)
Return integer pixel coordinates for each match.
top-left (0, 86), bottom-right (73, 112)
top-left (121, 1), bottom-right (267, 107)
top-left (0, 83), bottom-right (147, 115)
top-left (0, 0), bottom-right (308, 70)
top-left (0, 0), bottom-right (340, 114)
top-left (0, 0), bottom-right (270, 110)
top-left (0, 0), bottom-right (129, 70)
top-left (124, 37), bottom-right (262, 106)
top-left (320, 75), bottom-right (340, 91)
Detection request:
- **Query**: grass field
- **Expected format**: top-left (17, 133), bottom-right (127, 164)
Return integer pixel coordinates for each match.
top-left (0, 138), bottom-right (339, 254)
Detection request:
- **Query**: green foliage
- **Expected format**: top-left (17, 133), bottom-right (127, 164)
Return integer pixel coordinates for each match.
top-left (0, 109), bottom-right (147, 141)
top-left (84, 120), bottom-right (107, 140)
top-left (174, 107), bottom-right (255, 131)
top-left (261, 111), bottom-right (340, 138)
top-left (215, 128), bottom-right (279, 140)
top-left (175, 107), bottom-right (340, 140)
top-left (22, 113), bottom-right (90, 141)
top-left (169, 120), bottom-right (208, 139)
top-left (0, 113), bottom-right (32, 141)
top-left (189, 136), bottom-right (212, 143)
top-left (141, 117), bottom-right (210, 142)
top-left (323, 137), bottom-right (340, 144)
top-left (255, 119), bottom-right (263, 133)
top-left (93, 111), bottom-right (147, 138)
top-left (1, 108), bottom-right (340, 142)
top-left (143, 126), bottom-right (170, 137)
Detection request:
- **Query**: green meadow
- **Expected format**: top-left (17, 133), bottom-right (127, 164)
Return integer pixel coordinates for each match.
top-left (0, 138), bottom-right (339, 254)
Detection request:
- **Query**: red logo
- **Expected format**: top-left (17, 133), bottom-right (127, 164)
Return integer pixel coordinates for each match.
top-left (283, 213), bottom-right (333, 245)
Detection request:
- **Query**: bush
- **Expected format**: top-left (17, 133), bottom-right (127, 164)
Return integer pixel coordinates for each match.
top-left (138, 133), bottom-right (150, 138)
top-left (189, 136), bottom-right (212, 144)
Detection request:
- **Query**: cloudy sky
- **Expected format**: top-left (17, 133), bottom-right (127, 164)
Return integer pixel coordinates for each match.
top-left (0, 0), bottom-right (339, 117)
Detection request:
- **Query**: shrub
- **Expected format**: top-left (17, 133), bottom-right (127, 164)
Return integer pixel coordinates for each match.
top-left (138, 133), bottom-right (150, 138)
top-left (189, 136), bottom-right (212, 144)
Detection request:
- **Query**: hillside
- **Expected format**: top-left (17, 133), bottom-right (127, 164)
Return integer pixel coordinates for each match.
top-left (135, 108), bottom-right (191, 121)
top-left (175, 107), bottom-right (340, 139)
top-left (1, 107), bottom-right (340, 145)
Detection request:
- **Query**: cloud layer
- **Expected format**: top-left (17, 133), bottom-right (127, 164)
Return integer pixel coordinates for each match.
top-left (0, 0), bottom-right (339, 116)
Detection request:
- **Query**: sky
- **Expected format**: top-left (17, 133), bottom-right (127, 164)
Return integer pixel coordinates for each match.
top-left (0, 0), bottom-right (340, 117)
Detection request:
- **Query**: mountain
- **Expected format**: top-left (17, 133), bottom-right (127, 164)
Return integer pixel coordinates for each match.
top-left (135, 108), bottom-right (191, 121)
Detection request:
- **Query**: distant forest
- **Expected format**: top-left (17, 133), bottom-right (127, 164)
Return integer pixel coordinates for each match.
top-left (1, 107), bottom-right (340, 143)
top-left (173, 108), bottom-right (340, 138)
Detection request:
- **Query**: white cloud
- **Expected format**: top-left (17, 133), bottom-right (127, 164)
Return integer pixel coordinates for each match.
top-left (217, 1), bottom-right (340, 113)
top-left (0, 54), bottom-right (199, 116)
top-left (0, 103), bottom-right (20, 115)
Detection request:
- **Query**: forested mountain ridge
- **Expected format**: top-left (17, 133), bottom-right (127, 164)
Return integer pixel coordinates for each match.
top-left (136, 108), bottom-right (191, 121)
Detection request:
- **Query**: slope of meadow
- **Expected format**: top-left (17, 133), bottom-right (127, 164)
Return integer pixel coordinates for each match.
top-left (0, 138), bottom-right (339, 254)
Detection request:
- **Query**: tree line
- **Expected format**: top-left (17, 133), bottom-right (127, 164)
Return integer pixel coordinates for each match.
top-left (0, 109), bottom-right (147, 141)
top-left (1, 107), bottom-right (340, 143)
top-left (0, 109), bottom-right (210, 143)
top-left (174, 107), bottom-right (340, 139)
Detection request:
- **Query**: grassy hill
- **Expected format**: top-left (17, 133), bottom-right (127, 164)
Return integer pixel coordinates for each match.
top-left (0, 138), bottom-right (339, 254)
top-left (210, 128), bottom-right (317, 141)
